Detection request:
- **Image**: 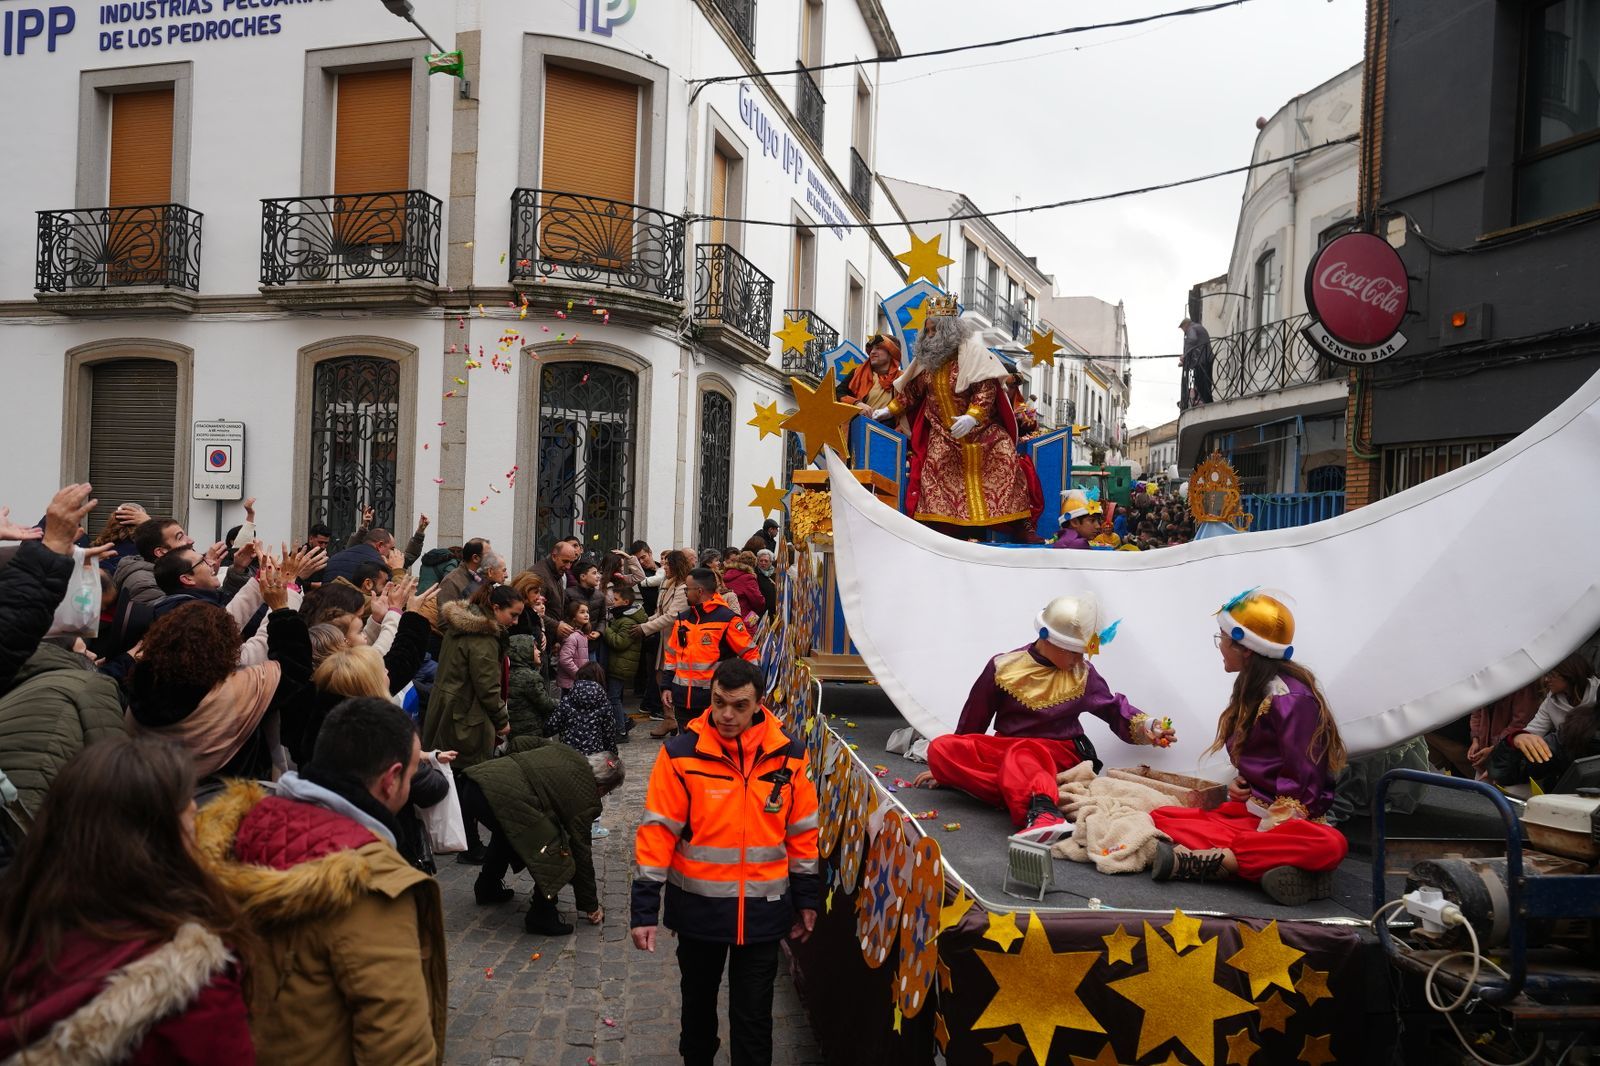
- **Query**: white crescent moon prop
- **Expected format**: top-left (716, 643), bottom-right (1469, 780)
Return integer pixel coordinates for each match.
top-left (823, 368), bottom-right (1600, 780)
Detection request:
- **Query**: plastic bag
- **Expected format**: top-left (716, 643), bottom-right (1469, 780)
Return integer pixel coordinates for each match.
top-left (47, 548), bottom-right (101, 639)
top-left (419, 755), bottom-right (467, 854)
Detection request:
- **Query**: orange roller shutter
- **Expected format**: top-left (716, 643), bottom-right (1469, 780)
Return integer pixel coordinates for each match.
top-left (709, 150), bottom-right (729, 246)
top-left (541, 66), bottom-right (638, 202)
top-left (334, 68), bottom-right (412, 246)
top-left (109, 88), bottom-right (174, 206)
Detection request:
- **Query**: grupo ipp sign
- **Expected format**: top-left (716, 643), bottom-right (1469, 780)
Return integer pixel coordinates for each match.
top-left (1301, 231), bottom-right (1409, 364)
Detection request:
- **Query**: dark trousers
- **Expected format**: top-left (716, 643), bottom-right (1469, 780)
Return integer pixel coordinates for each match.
top-left (458, 775), bottom-right (517, 879)
top-left (1489, 734), bottom-right (1578, 792)
top-left (675, 935), bottom-right (780, 1066)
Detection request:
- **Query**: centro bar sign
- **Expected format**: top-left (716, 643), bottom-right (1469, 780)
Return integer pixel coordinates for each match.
top-left (1301, 231), bottom-right (1409, 365)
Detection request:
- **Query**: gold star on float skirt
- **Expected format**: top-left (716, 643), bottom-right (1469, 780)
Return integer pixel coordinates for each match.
top-left (1103, 924), bottom-right (1140, 966)
top-left (1225, 920), bottom-right (1305, 999)
top-left (974, 913), bottom-right (1104, 1065)
top-left (941, 886), bottom-right (976, 934)
top-left (1026, 328), bottom-right (1064, 368)
top-left (1255, 991), bottom-right (1295, 1033)
top-left (748, 478), bottom-right (788, 518)
top-left (748, 400), bottom-right (787, 440)
top-left (982, 909), bottom-right (1022, 951)
top-left (774, 312), bottom-right (817, 356)
top-left (905, 300), bottom-right (930, 332)
top-left (1164, 909), bottom-right (1205, 953)
top-left (1224, 1027), bottom-right (1261, 1066)
top-left (1298, 1033), bottom-right (1336, 1066)
top-left (1070, 1041), bottom-right (1131, 1066)
top-left (1294, 967), bottom-right (1332, 1006)
top-left (893, 1004), bottom-right (903, 1034)
top-left (1108, 922), bottom-right (1256, 1066)
top-left (779, 373), bottom-right (858, 464)
top-left (896, 232), bottom-right (956, 285)
top-left (984, 1034), bottom-right (1027, 1066)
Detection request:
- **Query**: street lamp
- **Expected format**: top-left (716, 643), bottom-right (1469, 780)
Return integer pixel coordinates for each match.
top-left (378, 0), bottom-right (469, 96)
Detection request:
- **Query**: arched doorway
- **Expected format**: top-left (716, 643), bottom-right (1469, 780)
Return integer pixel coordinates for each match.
top-left (537, 361), bottom-right (637, 551)
top-left (696, 388), bottom-right (732, 549)
top-left (307, 355), bottom-right (401, 545)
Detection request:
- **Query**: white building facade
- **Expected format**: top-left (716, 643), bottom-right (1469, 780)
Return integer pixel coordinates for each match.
top-left (0, 0), bottom-right (904, 566)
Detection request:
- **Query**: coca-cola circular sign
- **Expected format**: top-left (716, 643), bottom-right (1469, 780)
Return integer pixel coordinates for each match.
top-left (1302, 232), bottom-right (1409, 364)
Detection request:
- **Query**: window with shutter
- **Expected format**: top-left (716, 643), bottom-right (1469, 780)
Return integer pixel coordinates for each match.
top-left (107, 89), bottom-right (175, 284)
top-left (541, 66), bottom-right (639, 267)
top-left (87, 360), bottom-right (179, 530)
top-left (334, 68), bottom-right (412, 247)
top-left (709, 149), bottom-right (730, 246)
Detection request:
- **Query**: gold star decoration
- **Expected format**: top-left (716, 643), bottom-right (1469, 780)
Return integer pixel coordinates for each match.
top-left (838, 355), bottom-right (863, 378)
top-left (774, 312), bottom-right (816, 356)
top-left (893, 1004), bottom-right (903, 1034)
top-left (983, 909), bottom-right (1023, 951)
top-left (896, 232), bottom-right (955, 285)
top-left (1224, 1027), bottom-right (1260, 1066)
top-left (1070, 1042), bottom-right (1128, 1066)
top-left (941, 887), bottom-right (975, 933)
top-left (1225, 920), bottom-right (1305, 999)
top-left (1256, 991), bottom-right (1295, 1033)
top-left (1298, 1033), bottom-right (1335, 1066)
top-left (779, 374), bottom-right (858, 464)
top-left (938, 958), bottom-right (954, 993)
top-left (1026, 328), bottom-right (1065, 368)
top-left (974, 914), bottom-right (1104, 1065)
top-left (748, 478), bottom-right (787, 518)
top-left (824, 887), bottom-right (834, 913)
top-left (1294, 967), bottom-right (1332, 1007)
top-left (1156, 1056), bottom-right (1187, 1066)
top-left (1165, 909), bottom-right (1205, 953)
top-left (905, 300), bottom-right (930, 332)
top-left (748, 400), bottom-right (786, 440)
top-left (1108, 923), bottom-right (1256, 1066)
top-left (934, 1012), bottom-right (950, 1050)
top-left (1103, 924), bottom-right (1139, 966)
top-left (985, 1034), bottom-right (1027, 1066)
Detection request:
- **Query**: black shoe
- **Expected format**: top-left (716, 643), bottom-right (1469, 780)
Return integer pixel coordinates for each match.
top-left (524, 896), bottom-right (575, 936)
top-left (474, 878), bottom-right (515, 905)
top-left (1150, 841), bottom-right (1228, 883)
top-left (1259, 866), bottom-right (1334, 907)
top-left (455, 845), bottom-right (486, 866)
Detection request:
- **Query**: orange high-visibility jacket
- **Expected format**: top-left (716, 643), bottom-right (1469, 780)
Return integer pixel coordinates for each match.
top-left (630, 709), bottom-right (820, 945)
top-left (662, 596), bottom-right (759, 698)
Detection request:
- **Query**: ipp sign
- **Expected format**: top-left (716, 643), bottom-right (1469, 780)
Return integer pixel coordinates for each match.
top-left (1, 6), bottom-right (76, 56)
top-left (1301, 232), bottom-right (1410, 365)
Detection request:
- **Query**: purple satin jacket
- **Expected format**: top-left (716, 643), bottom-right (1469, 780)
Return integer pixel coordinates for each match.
top-left (1052, 528), bottom-right (1091, 550)
top-left (1228, 673), bottom-right (1338, 818)
top-left (955, 644), bottom-right (1147, 744)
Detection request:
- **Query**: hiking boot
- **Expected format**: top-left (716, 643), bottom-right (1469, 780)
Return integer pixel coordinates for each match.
top-left (1151, 841), bottom-right (1229, 882)
top-left (1010, 794), bottom-right (1072, 845)
top-left (525, 895), bottom-right (575, 936)
top-left (1259, 866), bottom-right (1334, 907)
top-left (649, 716), bottom-right (679, 739)
top-left (474, 877), bottom-right (515, 905)
top-left (454, 845), bottom-right (486, 866)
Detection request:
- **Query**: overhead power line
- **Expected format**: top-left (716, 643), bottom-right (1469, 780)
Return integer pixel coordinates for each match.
top-left (689, 0), bottom-right (1256, 88)
top-left (687, 133), bottom-right (1360, 231)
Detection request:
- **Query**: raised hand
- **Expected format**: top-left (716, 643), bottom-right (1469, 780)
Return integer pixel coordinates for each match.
top-left (386, 573), bottom-right (416, 614)
top-left (360, 504), bottom-right (375, 527)
top-left (416, 513), bottom-right (430, 532)
top-left (283, 544), bottom-right (328, 584)
top-left (406, 583), bottom-right (439, 615)
top-left (42, 483), bottom-right (97, 555)
top-left (0, 506), bottom-right (43, 543)
top-left (242, 496), bottom-right (257, 523)
top-left (384, 547), bottom-right (406, 570)
top-left (232, 539), bottom-right (260, 570)
top-left (257, 557), bottom-right (288, 611)
top-left (203, 541), bottom-right (228, 571)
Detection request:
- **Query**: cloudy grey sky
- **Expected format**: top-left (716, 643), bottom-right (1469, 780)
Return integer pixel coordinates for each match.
top-left (869, 0), bottom-right (1366, 428)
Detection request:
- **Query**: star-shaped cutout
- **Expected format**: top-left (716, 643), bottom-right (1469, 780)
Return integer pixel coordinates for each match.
top-left (824, 887), bottom-right (835, 913)
top-left (1109, 923), bottom-right (1255, 1064)
top-left (1103, 924), bottom-right (1139, 966)
top-left (1165, 909), bottom-right (1205, 953)
top-left (1294, 967), bottom-right (1332, 1007)
top-left (1225, 1027), bottom-right (1260, 1066)
top-left (940, 886), bottom-right (975, 933)
top-left (985, 1034), bottom-right (1026, 1066)
top-left (983, 910), bottom-right (1023, 952)
top-left (837, 355), bottom-right (863, 381)
top-left (938, 958), bottom-right (954, 993)
top-left (779, 374), bottom-right (858, 464)
top-left (1298, 1033), bottom-right (1335, 1066)
top-left (748, 478), bottom-right (787, 518)
top-left (896, 232), bottom-right (955, 285)
top-left (893, 1004), bottom-right (903, 1034)
top-left (1256, 991), bottom-right (1295, 1033)
top-left (1069, 1042), bottom-right (1129, 1066)
top-left (934, 1012), bottom-right (950, 1050)
top-left (774, 312), bottom-right (816, 356)
top-left (748, 400), bottom-right (786, 440)
top-left (1226, 920), bottom-right (1305, 998)
top-left (905, 300), bottom-right (930, 332)
top-left (1026, 328), bottom-right (1064, 368)
top-left (975, 914), bottom-right (1104, 1065)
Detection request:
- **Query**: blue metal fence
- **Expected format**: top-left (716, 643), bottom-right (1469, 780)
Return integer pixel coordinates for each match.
top-left (1243, 492), bottom-right (1345, 531)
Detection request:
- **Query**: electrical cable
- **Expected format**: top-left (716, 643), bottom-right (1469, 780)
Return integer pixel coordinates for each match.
top-left (689, 0), bottom-right (1256, 87)
top-left (1412, 905), bottom-right (1546, 1066)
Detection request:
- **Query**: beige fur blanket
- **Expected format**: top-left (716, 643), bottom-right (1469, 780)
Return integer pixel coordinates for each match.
top-left (1050, 763), bottom-right (1172, 874)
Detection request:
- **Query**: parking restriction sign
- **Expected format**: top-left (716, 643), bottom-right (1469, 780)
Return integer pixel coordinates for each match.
top-left (193, 421), bottom-right (245, 500)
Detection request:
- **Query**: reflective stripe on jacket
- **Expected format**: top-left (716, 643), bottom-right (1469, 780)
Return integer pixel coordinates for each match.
top-left (662, 596), bottom-right (758, 693)
top-left (630, 709), bottom-right (820, 945)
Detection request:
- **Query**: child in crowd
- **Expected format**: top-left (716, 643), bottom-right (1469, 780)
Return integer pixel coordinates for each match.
top-left (507, 633), bottom-right (556, 739)
top-left (549, 662), bottom-right (619, 838)
top-left (602, 583), bottom-right (646, 740)
top-left (557, 601), bottom-right (591, 692)
top-left (1489, 652), bottom-right (1599, 792)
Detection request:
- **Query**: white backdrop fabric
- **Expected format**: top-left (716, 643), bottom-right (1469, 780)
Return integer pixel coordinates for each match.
top-left (824, 368), bottom-right (1600, 781)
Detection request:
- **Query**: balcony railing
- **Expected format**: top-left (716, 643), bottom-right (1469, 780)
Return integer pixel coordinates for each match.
top-left (1057, 399), bottom-right (1075, 426)
top-left (36, 204), bottom-right (202, 292)
top-left (961, 278), bottom-right (998, 321)
top-left (695, 243), bottom-right (774, 348)
top-left (1180, 312), bottom-right (1341, 411)
top-left (1242, 492), bottom-right (1346, 531)
top-left (779, 308), bottom-right (840, 382)
top-left (1004, 302), bottom-right (1032, 342)
top-left (509, 190), bottom-right (686, 302)
top-left (261, 190), bottom-right (441, 285)
top-left (849, 148), bottom-right (872, 212)
top-left (795, 64), bottom-right (824, 145)
top-left (712, 0), bottom-right (756, 50)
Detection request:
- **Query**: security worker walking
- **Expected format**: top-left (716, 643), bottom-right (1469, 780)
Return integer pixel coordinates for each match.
top-left (656, 567), bottom-right (759, 736)
top-left (630, 658), bottom-right (820, 1066)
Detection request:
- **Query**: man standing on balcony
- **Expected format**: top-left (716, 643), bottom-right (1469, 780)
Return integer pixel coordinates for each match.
top-left (1180, 319), bottom-right (1214, 405)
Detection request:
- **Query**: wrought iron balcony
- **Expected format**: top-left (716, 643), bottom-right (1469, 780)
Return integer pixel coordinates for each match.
top-left (849, 148), bottom-right (872, 213)
top-left (1056, 399), bottom-right (1075, 426)
top-left (1179, 312), bottom-right (1342, 411)
top-left (711, 0), bottom-right (756, 50)
top-left (36, 204), bottom-right (202, 292)
top-left (960, 278), bottom-right (998, 321)
top-left (694, 243), bottom-right (774, 354)
top-left (260, 190), bottom-right (441, 286)
top-left (778, 308), bottom-right (840, 382)
top-left (509, 190), bottom-right (686, 303)
top-left (795, 64), bottom-right (824, 146)
top-left (1004, 302), bottom-right (1032, 342)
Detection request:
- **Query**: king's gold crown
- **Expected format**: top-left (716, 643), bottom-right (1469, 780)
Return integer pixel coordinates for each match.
top-left (925, 292), bottom-right (960, 318)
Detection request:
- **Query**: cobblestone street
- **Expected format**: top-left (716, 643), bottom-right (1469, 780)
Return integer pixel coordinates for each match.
top-left (437, 725), bottom-right (824, 1066)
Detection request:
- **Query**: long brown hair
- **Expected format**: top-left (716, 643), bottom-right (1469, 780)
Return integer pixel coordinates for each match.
top-left (1546, 652), bottom-right (1599, 752)
top-left (0, 736), bottom-right (258, 1022)
top-left (1205, 654), bottom-right (1347, 775)
top-left (661, 549), bottom-right (692, 586)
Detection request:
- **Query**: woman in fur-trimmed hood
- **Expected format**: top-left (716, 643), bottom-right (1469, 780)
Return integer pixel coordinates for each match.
top-left (422, 590), bottom-right (522, 769)
top-left (0, 737), bottom-right (256, 1066)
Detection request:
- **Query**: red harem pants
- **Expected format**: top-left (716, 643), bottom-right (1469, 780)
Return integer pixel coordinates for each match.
top-left (1149, 801), bottom-right (1349, 882)
top-left (926, 734), bottom-right (1083, 828)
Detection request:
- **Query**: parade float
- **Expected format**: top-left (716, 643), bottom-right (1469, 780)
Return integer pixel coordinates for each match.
top-left (751, 270), bottom-right (1600, 1065)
